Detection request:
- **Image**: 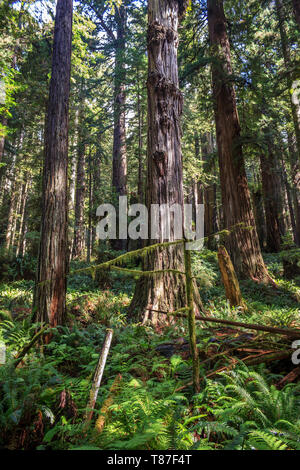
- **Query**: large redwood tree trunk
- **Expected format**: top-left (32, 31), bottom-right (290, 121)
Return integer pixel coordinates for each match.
top-left (207, 0), bottom-right (270, 282)
top-left (128, 0), bottom-right (201, 323)
top-left (33, 0), bottom-right (73, 326)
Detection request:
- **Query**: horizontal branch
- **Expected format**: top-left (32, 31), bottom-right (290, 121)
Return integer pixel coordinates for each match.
top-left (110, 265), bottom-right (185, 277)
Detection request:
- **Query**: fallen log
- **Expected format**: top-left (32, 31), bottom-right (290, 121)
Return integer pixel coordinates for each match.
top-left (146, 308), bottom-right (300, 339)
top-left (175, 350), bottom-right (292, 392)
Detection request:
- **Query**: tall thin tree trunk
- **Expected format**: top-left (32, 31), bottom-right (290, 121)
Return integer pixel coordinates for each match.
top-left (5, 176), bottom-right (18, 251)
top-left (16, 176), bottom-right (29, 257)
top-left (259, 150), bottom-right (281, 252)
top-left (72, 113), bottom-right (86, 259)
top-left (33, 0), bottom-right (73, 326)
top-left (203, 132), bottom-right (217, 250)
top-left (251, 188), bottom-right (266, 250)
top-left (128, 0), bottom-right (201, 322)
top-left (86, 148), bottom-right (93, 263)
top-left (10, 184), bottom-right (22, 249)
top-left (207, 0), bottom-right (270, 282)
top-left (112, 6), bottom-right (127, 251)
top-left (281, 156), bottom-right (297, 243)
top-left (0, 116), bottom-right (7, 164)
top-left (92, 150), bottom-right (101, 256)
top-left (137, 71), bottom-right (144, 205)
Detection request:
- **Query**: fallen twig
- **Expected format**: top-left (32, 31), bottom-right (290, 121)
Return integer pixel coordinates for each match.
top-left (84, 328), bottom-right (113, 425)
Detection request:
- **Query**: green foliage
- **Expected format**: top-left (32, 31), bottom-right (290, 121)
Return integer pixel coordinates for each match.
top-left (190, 365), bottom-right (300, 450)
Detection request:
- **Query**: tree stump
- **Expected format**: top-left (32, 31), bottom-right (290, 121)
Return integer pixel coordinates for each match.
top-left (217, 245), bottom-right (247, 311)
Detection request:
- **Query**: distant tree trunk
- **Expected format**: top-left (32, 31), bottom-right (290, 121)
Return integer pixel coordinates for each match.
top-left (202, 132), bottom-right (217, 250)
top-left (0, 116), bottom-right (7, 164)
top-left (5, 176), bottom-right (18, 251)
top-left (137, 71), bottom-right (144, 205)
top-left (128, 0), bottom-right (201, 323)
top-left (195, 132), bottom-right (204, 206)
top-left (292, 0), bottom-right (300, 28)
top-left (33, 0), bottom-right (73, 327)
top-left (69, 110), bottom-right (79, 214)
top-left (92, 151), bottom-right (101, 255)
top-left (275, 152), bottom-right (289, 237)
top-left (10, 184), bottom-right (22, 249)
top-left (16, 176), bottom-right (29, 257)
top-left (281, 155), bottom-right (297, 243)
top-left (112, 5), bottom-right (127, 251)
top-left (251, 188), bottom-right (266, 250)
top-left (72, 114), bottom-right (86, 259)
top-left (259, 149), bottom-right (282, 252)
top-left (207, 0), bottom-right (270, 282)
top-left (86, 148), bottom-right (93, 263)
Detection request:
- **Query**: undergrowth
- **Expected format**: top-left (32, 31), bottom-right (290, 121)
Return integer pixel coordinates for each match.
top-left (0, 251), bottom-right (299, 450)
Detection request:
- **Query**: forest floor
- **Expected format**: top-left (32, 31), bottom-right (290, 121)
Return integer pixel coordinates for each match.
top-left (0, 250), bottom-right (300, 450)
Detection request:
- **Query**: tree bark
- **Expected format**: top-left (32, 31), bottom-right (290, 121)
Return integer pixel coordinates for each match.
top-left (33, 0), bottom-right (73, 326)
top-left (128, 0), bottom-right (201, 323)
top-left (207, 0), bottom-right (270, 282)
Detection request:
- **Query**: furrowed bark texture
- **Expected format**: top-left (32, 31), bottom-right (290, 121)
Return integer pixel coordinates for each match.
top-left (33, 0), bottom-right (73, 326)
top-left (207, 0), bottom-right (270, 282)
top-left (128, 0), bottom-right (201, 323)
